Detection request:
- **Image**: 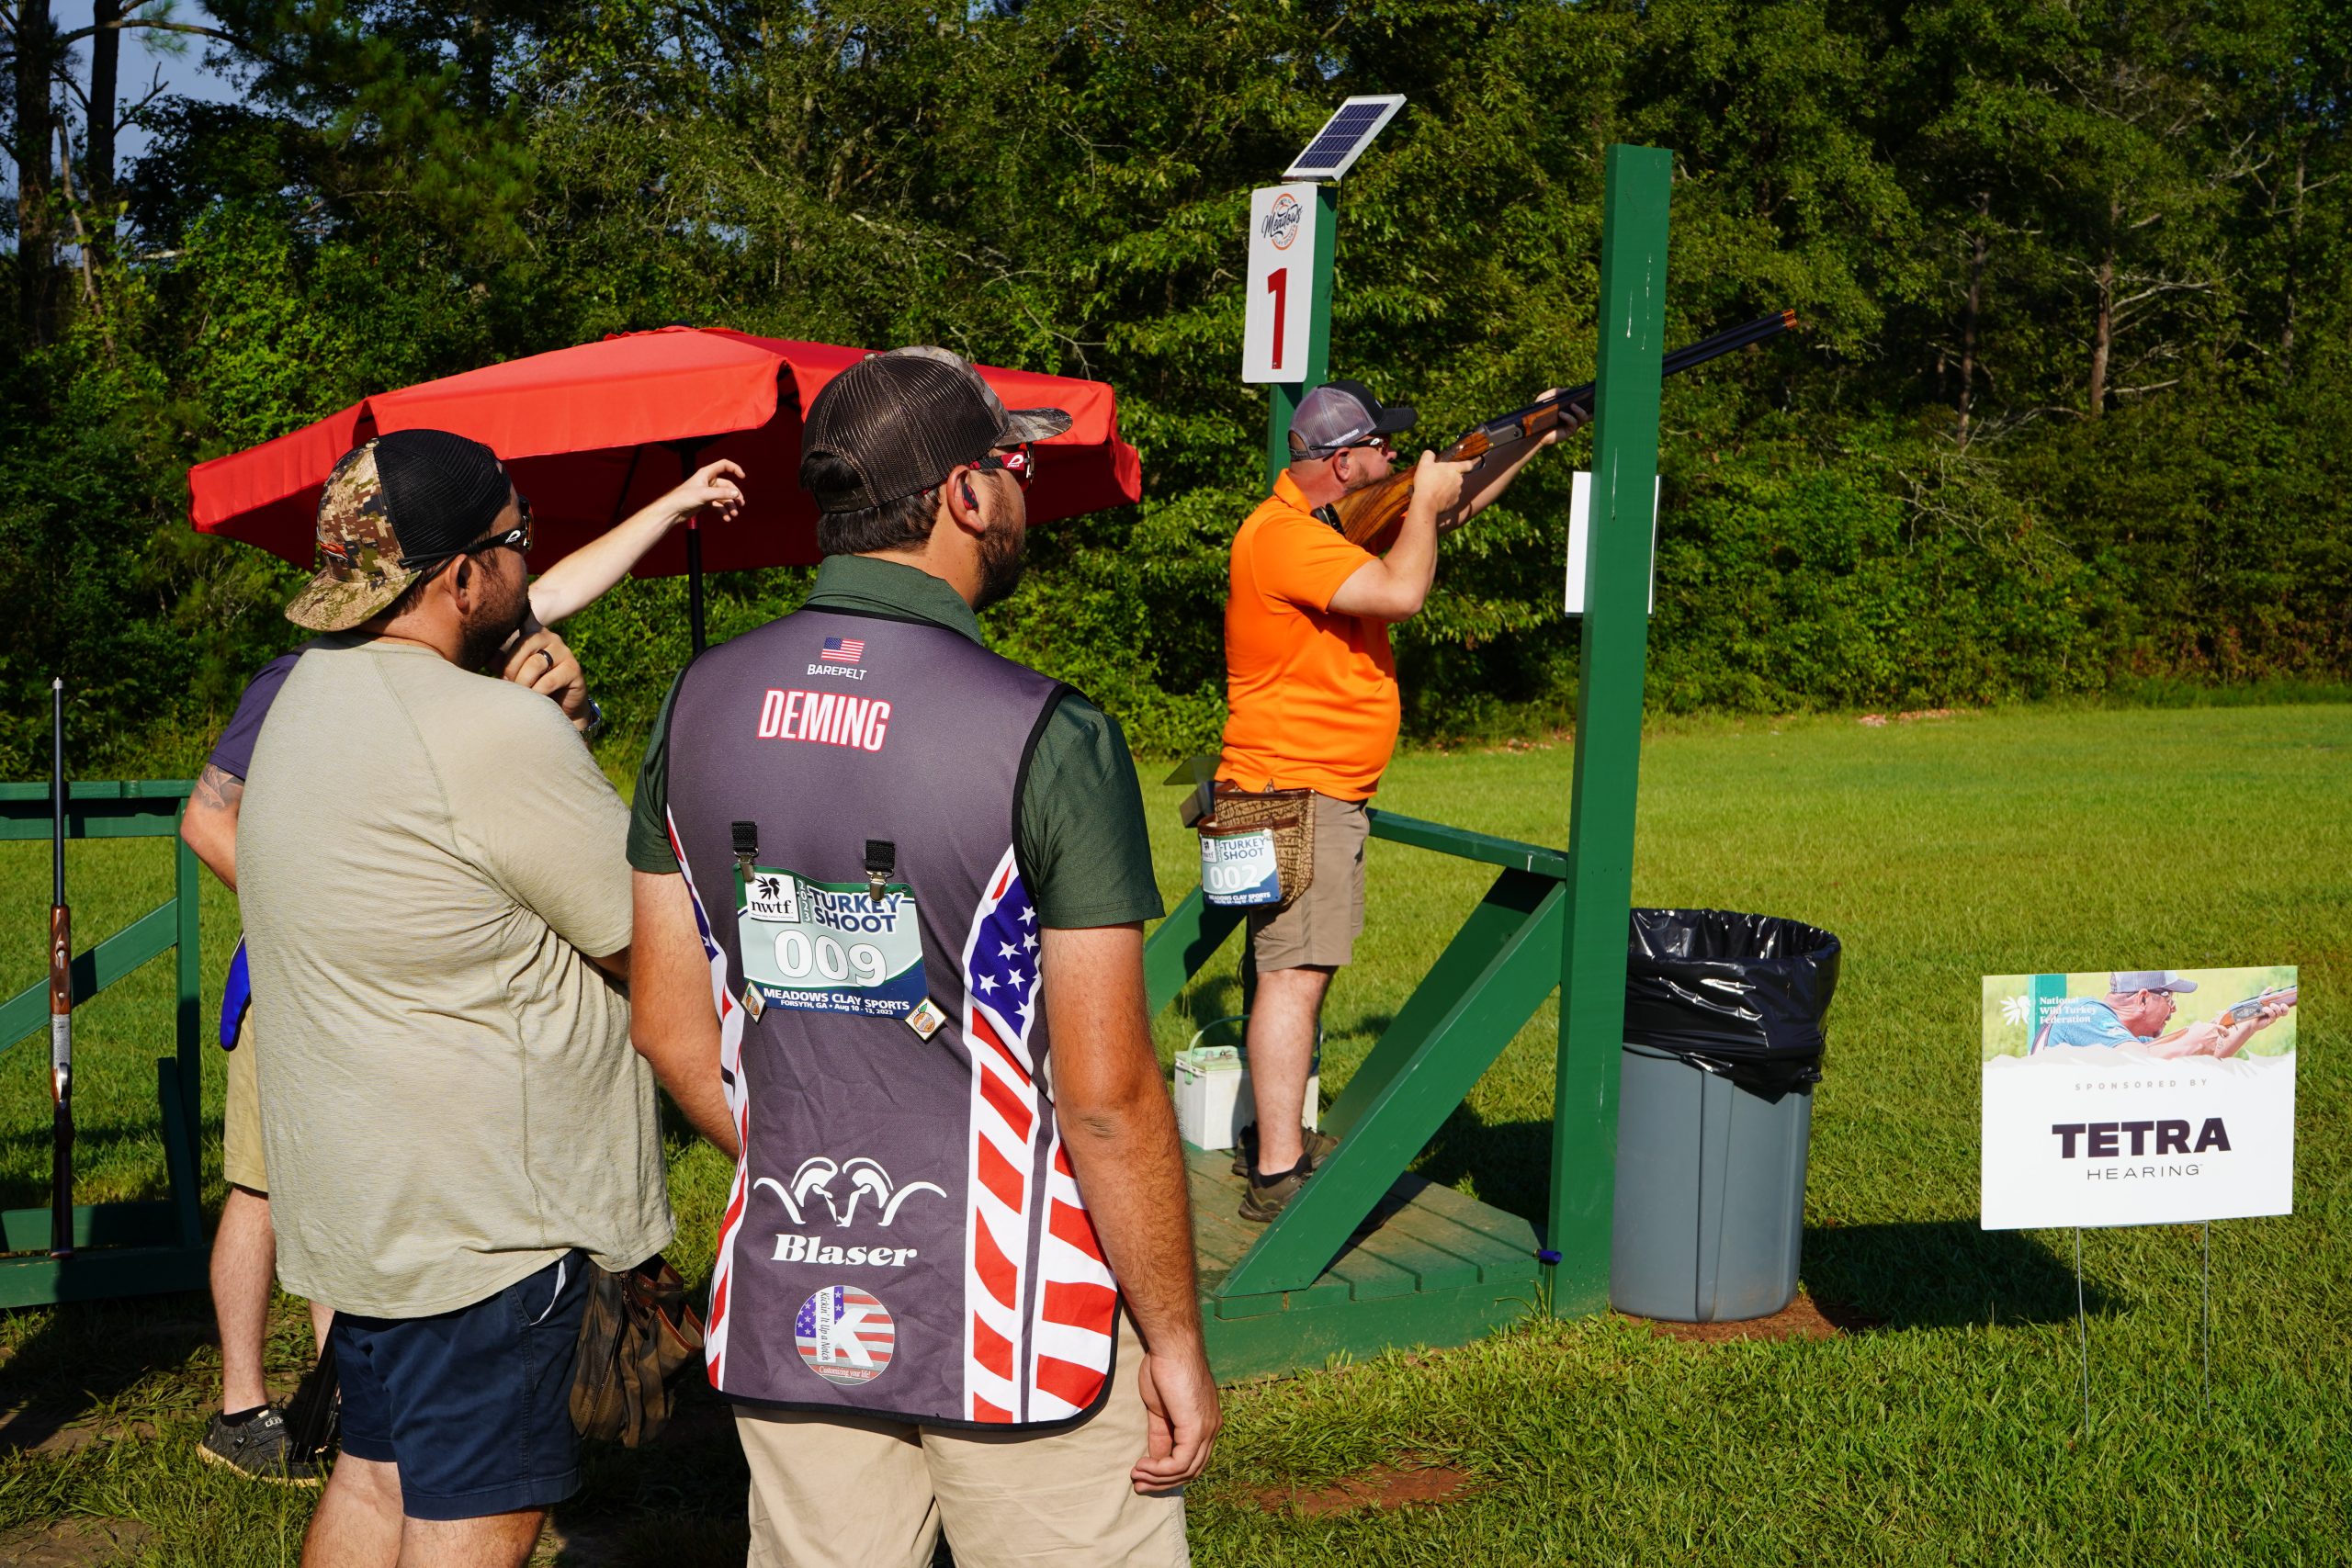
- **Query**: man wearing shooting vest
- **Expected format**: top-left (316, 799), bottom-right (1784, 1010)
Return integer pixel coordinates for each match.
top-left (1214, 379), bottom-right (1580, 1220)
top-left (628, 350), bottom-right (1217, 1566)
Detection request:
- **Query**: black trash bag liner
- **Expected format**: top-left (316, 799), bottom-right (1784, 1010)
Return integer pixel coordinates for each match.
top-left (1624, 908), bottom-right (1839, 1097)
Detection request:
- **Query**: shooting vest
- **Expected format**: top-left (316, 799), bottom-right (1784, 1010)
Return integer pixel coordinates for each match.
top-left (662, 605), bottom-right (1121, 1429)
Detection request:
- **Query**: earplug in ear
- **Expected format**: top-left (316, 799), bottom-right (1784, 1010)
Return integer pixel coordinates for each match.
top-left (962, 479), bottom-right (979, 510)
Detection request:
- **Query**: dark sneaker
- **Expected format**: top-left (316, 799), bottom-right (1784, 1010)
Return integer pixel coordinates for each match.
top-left (197, 1406), bottom-right (322, 1486)
top-left (1230, 1123), bottom-right (1339, 1179)
top-left (1239, 1158), bottom-right (1322, 1224)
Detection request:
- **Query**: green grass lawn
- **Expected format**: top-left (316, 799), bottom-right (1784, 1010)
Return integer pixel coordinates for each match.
top-left (2, 704), bottom-right (2347, 1564)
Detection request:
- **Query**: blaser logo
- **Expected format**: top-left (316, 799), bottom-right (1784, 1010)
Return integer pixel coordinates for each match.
top-left (757, 1156), bottom-right (944, 1268)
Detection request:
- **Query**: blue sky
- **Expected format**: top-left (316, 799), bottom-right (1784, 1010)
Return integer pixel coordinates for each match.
top-left (55, 1), bottom-right (243, 164)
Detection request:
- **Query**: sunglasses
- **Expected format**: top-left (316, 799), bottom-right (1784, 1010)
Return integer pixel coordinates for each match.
top-left (401, 493), bottom-right (535, 571)
top-left (1341, 435), bottom-right (1395, 457)
top-left (971, 444), bottom-right (1035, 491)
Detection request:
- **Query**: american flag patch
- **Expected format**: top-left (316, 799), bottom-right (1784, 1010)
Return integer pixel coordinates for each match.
top-left (820, 636), bottom-right (865, 665)
top-left (796, 1285), bottom-right (896, 1386)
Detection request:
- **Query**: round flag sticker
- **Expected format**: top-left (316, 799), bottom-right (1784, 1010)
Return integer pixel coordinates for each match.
top-left (795, 1285), bottom-right (896, 1387)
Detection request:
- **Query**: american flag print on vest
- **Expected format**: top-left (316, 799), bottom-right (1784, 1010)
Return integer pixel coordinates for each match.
top-left (667, 813), bottom-right (754, 1393)
top-left (960, 849), bottom-right (1119, 1424)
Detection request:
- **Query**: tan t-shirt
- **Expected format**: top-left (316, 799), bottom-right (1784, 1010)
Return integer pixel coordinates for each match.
top-left (238, 636), bottom-right (672, 1317)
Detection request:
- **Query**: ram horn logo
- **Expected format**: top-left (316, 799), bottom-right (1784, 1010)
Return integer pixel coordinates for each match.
top-left (755, 1156), bottom-right (944, 1228)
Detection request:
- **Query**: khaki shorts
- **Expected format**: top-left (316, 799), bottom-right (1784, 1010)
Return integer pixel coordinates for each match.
top-left (1246, 794), bottom-right (1370, 971)
top-left (734, 1314), bottom-right (1187, 1568)
top-left (222, 1032), bottom-right (268, 1194)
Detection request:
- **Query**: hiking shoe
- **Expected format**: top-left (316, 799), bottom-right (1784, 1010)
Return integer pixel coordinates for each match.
top-left (1230, 1123), bottom-right (1338, 1179)
top-left (1238, 1160), bottom-right (1317, 1224)
top-left (197, 1406), bottom-right (322, 1486)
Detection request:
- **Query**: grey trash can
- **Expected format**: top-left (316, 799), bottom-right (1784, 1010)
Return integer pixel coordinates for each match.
top-left (1608, 909), bottom-right (1838, 1323)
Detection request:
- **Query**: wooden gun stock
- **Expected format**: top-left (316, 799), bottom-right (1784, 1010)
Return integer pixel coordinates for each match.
top-left (1323, 310), bottom-right (1797, 554)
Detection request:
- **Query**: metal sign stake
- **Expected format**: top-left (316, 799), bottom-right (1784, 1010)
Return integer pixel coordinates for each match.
top-left (2074, 1227), bottom-right (2091, 1433)
top-left (2200, 1220), bottom-right (2212, 1417)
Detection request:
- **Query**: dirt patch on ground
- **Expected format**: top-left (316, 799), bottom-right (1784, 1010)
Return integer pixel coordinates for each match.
top-left (0, 1517), bottom-right (154, 1566)
top-left (1251, 1455), bottom-right (1482, 1517)
top-left (1624, 1292), bottom-right (1880, 1344)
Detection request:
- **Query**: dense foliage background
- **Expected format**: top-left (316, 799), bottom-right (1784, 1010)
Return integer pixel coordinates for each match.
top-left (4, 0), bottom-right (2348, 774)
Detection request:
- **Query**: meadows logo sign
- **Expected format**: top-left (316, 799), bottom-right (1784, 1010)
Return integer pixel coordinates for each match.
top-left (1259, 192), bottom-right (1303, 250)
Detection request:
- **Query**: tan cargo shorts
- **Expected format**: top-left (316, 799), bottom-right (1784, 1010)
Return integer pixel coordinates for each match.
top-left (733, 1313), bottom-right (1187, 1568)
top-left (223, 1032), bottom-right (268, 1194)
top-left (1246, 794), bottom-right (1370, 971)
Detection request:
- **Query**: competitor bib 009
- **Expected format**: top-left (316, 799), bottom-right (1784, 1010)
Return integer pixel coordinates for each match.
top-left (737, 865), bottom-right (925, 1019)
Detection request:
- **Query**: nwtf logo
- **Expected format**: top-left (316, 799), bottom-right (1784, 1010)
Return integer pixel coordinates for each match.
top-left (1260, 192), bottom-right (1303, 250)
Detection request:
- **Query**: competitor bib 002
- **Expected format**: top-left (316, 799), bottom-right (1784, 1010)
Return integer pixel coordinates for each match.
top-left (1199, 828), bottom-right (1283, 906)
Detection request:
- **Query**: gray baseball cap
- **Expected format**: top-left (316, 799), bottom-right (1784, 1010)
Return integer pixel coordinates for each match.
top-left (1286, 378), bottom-right (1416, 459)
top-left (2111, 970), bottom-right (2199, 994)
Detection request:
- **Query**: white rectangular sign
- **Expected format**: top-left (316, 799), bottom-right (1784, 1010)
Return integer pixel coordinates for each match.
top-left (1980, 967), bottom-right (2297, 1230)
top-left (1241, 185), bottom-right (1317, 384)
top-left (1564, 470), bottom-right (1659, 616)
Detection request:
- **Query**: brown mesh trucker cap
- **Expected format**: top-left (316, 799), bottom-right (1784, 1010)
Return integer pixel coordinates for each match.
top-left (800, 354), bottom-right (1065, 514)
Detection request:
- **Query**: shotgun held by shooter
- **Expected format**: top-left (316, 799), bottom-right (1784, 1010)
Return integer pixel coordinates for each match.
top-left (1323, 310), bottom-right (1798, 553)
top-left (2222, 986), bottom-right (2295, 1024)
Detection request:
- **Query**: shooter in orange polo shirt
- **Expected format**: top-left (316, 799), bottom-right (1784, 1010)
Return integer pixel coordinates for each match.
top-left (1218, 378), bottom-right (1580, 1220)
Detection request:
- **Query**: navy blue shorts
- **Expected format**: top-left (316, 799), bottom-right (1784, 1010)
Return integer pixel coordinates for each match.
top-left (333, 1251), bottom-right (588, 1520)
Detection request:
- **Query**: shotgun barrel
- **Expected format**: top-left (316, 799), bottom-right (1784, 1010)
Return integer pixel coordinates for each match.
top-left (1326, 310), bottom-right (1798, 551)
top-left (50, 678), bottom-right (74, 1258)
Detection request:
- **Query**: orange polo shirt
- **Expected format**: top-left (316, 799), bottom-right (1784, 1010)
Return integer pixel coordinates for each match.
top-left (1217, 472), bottom-right (1397, 802)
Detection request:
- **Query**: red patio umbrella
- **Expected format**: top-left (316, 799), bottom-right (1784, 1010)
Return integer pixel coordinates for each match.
top-left (187, 327), bottom-right (1145, 649)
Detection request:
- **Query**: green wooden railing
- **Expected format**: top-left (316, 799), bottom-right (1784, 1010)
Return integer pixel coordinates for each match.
top-left (0, 781), bottom-right (210, 1307)
top-left (1147, 810), bottom-right (1570, 1304)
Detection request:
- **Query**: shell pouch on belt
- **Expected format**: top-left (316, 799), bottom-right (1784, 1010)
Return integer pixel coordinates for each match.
top-left (1199, 783), bottom-right (1316, 908)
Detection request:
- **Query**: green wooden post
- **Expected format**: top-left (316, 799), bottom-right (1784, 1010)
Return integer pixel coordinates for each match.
top-left (1544, 144), bottom-right (1673, 1314)
top-left (1262, 185), bottom-right (1339, 488)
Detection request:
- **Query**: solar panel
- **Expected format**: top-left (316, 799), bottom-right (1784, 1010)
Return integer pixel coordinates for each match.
top-left (1283, 95), bottom-right (1406, 181)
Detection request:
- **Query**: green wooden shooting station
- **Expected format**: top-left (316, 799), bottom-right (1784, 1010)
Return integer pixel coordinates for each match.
top-left (0, 781), bottom-right (210, 1309)
top-left (1162, 141), bottom-right (1674, 1380)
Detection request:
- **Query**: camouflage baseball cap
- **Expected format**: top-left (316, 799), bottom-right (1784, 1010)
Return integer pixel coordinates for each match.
top-left (285, 430), bottom-right (513, 631)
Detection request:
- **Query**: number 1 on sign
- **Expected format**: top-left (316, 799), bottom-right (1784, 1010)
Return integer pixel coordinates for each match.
top-left (1265, 267), bottom-right (1288, 371)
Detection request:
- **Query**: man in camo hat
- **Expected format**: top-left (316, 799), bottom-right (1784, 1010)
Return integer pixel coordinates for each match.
top-left (236, 429), bottom-right (675, 1566)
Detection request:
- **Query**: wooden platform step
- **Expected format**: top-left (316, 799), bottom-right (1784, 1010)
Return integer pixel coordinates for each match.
top-left (1188, 1145), bottom-right (1541, 1382)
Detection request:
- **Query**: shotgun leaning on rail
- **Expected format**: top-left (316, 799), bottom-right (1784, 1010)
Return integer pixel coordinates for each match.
top-left (1323, 310), bottom-right (1799, 554)
top-left (49, 678), bottom-right (75, 1258)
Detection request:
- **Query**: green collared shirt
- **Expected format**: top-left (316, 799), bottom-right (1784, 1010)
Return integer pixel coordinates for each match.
top-left (626, 554), bottom-right (1164, 931)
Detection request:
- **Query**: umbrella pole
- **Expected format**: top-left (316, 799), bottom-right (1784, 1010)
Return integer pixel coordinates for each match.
top-left (673, 440), bottom-right (708, 654)
top-left (687, 521), bottom-right (706, 654)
